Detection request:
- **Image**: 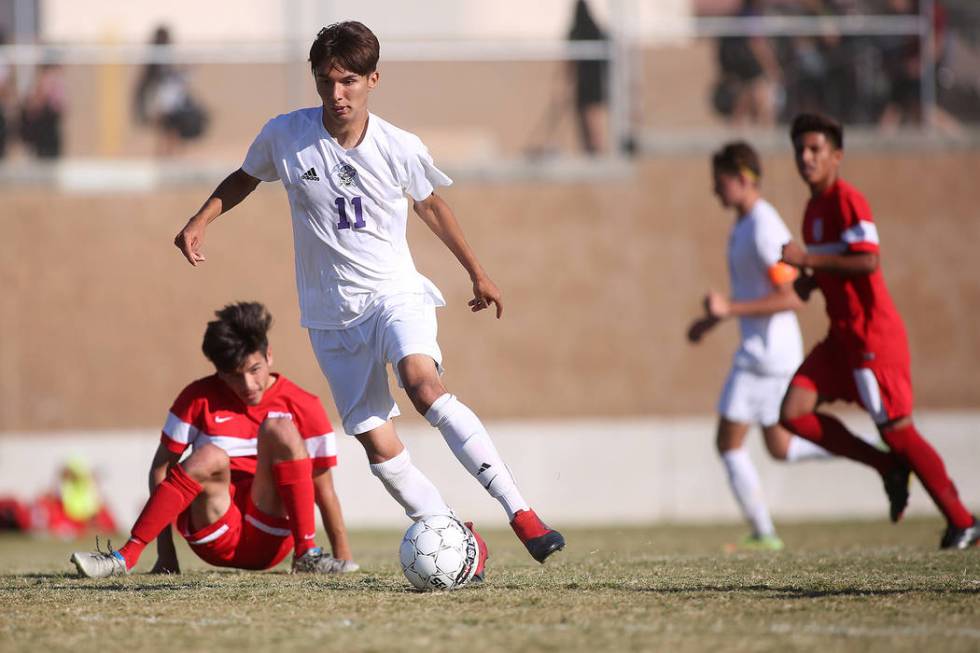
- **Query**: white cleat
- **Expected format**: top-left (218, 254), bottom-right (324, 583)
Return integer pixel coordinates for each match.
top-left (334, 559), bottom-right (360, 574)
top-left (290, 547), bottom-right (359, 574)
top-left (70, 550), bottom-right (129, 578)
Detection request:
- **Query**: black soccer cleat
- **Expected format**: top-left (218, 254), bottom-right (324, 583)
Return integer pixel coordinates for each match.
top-left (523, 530), bottom-right (566, 564)
top-left (511, 509), bottom-right (566, 564)
top-left (881, 464), bottom-right (911, 523)
top-left (940, 518), bottom-right (980, 550)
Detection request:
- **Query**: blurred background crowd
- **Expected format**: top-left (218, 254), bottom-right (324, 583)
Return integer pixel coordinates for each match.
top-left (707, 0), bottom-right (980, 133)
top-left (0, 0), bottom-right (976, 165)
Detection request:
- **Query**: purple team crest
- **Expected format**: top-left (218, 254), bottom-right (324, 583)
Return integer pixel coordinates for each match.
top-left (333, 162), bottom-right (358, 186)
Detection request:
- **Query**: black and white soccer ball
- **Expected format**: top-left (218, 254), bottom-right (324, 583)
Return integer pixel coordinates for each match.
top-left (399, 515), bottom-right (479, 591)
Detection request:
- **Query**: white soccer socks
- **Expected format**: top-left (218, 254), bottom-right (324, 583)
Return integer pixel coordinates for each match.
top-left (369, 448), bottom-right (452, 520)
top-left (785, 435), bottom-right (833, 462)
top-left (425, 393), bottom-right (529, 520)
top-left (720, 448), bottom-right (776, 538)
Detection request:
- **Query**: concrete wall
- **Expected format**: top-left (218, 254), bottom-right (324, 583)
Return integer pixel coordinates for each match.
top-left (1, 412), bottom-right (977, 529)
top-left (2, 152), bottom-right (979, 432)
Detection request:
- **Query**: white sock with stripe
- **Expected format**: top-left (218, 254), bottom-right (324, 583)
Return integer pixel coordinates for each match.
top-left (785, 435), bottom-right (833, 462)
top-left (369, 448), bottom-right (452, 521)
top-left (425, 393), bottom-right (529, 520)
top-left (721, 448), bottom-right (776, 537)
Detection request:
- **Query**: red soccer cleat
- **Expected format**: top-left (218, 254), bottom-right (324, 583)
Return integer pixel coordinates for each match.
top-left (510, 509), bottom-right (565, 564)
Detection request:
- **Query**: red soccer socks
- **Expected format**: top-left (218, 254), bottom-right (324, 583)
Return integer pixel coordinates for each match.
top-left (119, 464), bottom-right (202, 569)
top-left (782, 412), bottom-right (893, 474)
top-left (272, 458), bottom-right (318, 557)
top-left (882, 424), bottom-right (973, 529)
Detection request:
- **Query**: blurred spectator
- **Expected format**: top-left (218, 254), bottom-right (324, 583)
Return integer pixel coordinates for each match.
top-left (878, 0), bottom-right (960, 132)
top-left (0, 455), bottom-right (117, 539)
top-left (712, 0), bottom-right (783, 126)
top-left (18, 62), bottom-right (63, 158)
top-left (133, 25), bottom-right (208, 156)
top-left (780, 1), bottom-right (844, 118)
top-left (567, 0), bottom-right (608, 154)
top-left (0, 497), bottom-right (30, 531)
top-left (0, 29), bottom-right (11, 159)
top-left (33, 455), bottom-right (118, 539)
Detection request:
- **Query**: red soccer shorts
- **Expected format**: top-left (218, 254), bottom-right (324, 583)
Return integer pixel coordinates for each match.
top-left (177, 473), bottom-right (293, 570)
top-left (790, 337), bottom-right (914, 425)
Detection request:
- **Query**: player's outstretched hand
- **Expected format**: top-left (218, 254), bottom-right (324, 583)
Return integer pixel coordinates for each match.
top-left (174, 218), bottom-right (207, 266)
top-left (149, 558), bottom-right (181, 575)
top-left (780, 241), bottom-right (807, 269)
top-left (687, 315), bottom-right (718, 343)
top-left (469, 276), bottom-right (503, 318)
top-left (704, 290), bottom-right (731, 320)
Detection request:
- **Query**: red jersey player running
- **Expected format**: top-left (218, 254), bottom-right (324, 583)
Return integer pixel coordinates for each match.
top-left (71, 302), bottom-right (359, 576)
top-left (779, 113), bottom-right (978, 549)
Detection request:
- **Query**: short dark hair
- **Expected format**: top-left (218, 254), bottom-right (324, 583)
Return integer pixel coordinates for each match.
top-left (712, 141), bottom-right (762, 181)
top-left (790, 112), bottom-right (844, 150)
top-left (309, 22), bottom-right (380, 75)
top-left (202, 302), bottom-right (273, 373)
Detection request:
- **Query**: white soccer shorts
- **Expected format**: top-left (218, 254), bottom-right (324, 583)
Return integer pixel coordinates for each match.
top-left (717, 367), bottom-right (792, 427)
top-left (308, 294), bottom-right (443, 436)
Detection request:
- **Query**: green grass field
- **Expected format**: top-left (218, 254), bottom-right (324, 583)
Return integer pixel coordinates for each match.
top-left (1, 518), bottom-right (978, 652)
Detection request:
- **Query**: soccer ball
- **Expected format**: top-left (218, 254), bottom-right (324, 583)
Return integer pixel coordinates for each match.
top-left (399, 514), bottom-right (479, 591)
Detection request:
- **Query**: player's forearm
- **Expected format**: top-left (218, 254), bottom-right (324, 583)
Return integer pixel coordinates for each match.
top-left (802, 251), bottom-right (878, 276)
top-left (155, 525), bottom-right (179, 561)
top-left (312, 471), bottom-right (353, 560)
top-left (416, 198), bottom-right (488, 282)
top-left (191, 169), bottom-right (260, 225)
top-left (148, 458), bottom-right (172, 494)
top-left (728, 288), bottom-right (802, 318)
top-left (318, 504), bottom-right (353, 560)
top-left (314, 487), bottom-right (353, 560)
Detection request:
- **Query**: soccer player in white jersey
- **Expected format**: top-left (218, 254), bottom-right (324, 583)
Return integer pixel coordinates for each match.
top-left (688, 141), bottom-right (832, 550)
top-left (173, 22), bottom-right (564, 573)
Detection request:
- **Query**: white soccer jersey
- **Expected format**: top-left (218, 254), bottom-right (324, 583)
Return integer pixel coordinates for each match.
top-left (727, 199), bottom-right (803, 375)
top-left (242, 109), bottom-right (450, 329)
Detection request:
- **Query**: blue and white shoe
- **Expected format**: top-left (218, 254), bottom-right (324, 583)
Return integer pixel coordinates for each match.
top-left (71, 541), bottom-right (128, 578)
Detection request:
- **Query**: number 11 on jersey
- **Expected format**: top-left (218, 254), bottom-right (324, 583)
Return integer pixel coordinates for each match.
top-left (335, 196), bottom-right (366, 230)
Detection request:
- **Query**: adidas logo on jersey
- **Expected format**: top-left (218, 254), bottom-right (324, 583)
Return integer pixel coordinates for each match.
top-left (300, 168), bottom-right (320, 181)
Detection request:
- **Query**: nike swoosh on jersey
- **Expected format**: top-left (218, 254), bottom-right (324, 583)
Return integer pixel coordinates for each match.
top-left (214, 416), bottom-right (234, 423)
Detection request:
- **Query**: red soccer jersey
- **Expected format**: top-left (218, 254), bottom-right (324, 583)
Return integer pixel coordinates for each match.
top-left (161, 373), bottom-right (337, 474)
top-left (802, 178), bottom-right (909, 366)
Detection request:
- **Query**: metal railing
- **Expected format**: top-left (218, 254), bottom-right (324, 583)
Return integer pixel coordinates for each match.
top-left (0, 2), bottom-right (953, 162)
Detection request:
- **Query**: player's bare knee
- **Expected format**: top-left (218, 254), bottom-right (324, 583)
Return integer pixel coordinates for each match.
top-left (764, 437), bottom-right (790, 461)
top-left (405, 379), bottom-right (446, 415)
top-left (779, 399), bottom-right (804, 428)
top-left (258, 416), bottom-right (306, 458)
top-left (182, 444), bottom-right (230, 482)
top-left (715, 430), bottom-right (737, 454)
top-left (780, 385), bottom-right (817, 427)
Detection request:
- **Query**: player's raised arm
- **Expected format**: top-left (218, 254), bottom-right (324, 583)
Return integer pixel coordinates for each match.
top-left (312, 468), bottom-right (354, 563)
top-left (412, 192), bottom-right (503, 318)
top-left (174, 168), bottom-right (261, 266)
top-left (781, 240), bottom-right (878, 277)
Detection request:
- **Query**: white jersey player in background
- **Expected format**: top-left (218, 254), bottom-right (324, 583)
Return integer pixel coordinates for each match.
top-left (688, 141), bottom-right (831, 551)
top-left (174, 21), bottom-right (565, 574)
